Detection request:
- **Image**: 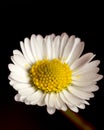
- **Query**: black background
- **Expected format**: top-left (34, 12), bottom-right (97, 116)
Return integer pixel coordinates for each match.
top-left (0, 2), bottom-right (104, 130)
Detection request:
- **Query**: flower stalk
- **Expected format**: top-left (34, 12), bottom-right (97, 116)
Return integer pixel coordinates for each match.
top-left (61, 110), bottom-right (96, 130)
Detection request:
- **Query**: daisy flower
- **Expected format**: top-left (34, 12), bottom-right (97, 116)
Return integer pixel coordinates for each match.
top-left (8, 33), bottom-right (103, 114)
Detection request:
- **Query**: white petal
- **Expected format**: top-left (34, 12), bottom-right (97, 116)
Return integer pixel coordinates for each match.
top-left (83, 100), bottom-right (90, 105)
top-left (49, 92), bottom-right (56, 107)
top-left (8, 72), bottom-right (30, 83)
top-left (59, 92), bottom-right (73, 107)
top-left (54, 94), bottom-right (61, 109)
top-left (19, 96), bottom-right (26, 102)
top-left (68, 86), bottom-right (94, 100)
top-left (8, 63), bottom-right (19, 72)
top-left (19, 87), bottom-right (35, 96)
top-left (24, 100), bottom-right (31, 105)
top-left (20, 41), bottom-right (32, 63)
top-left (44, 93), bottom-right (50, 106)
top-left (88, 60), bottom-right (100, 67)
top-left (62, 89), bottom-right (82, 105)
top-left (59, 33), bottom-right (69, 57)
top-left (72, 80), bottom-right (97, 87)
top-left (73, 85), bottom-right (99, 92)
top-left (50, 33), bottom-right (56, 39)
top-left (77, 104), bottom-right (85, 109)
top-left (30, 35), bottom-right (38, 61)
top-left (8, 63), bottom-right (28, 74)
top-left (61, 105), bottom-right (67, 111)
top-left (14, 94), bottom-right (26, 102)
top-left (13, 49), bottom-right (23, 56)
top-left (52, 36), bottom-right (60, 59)
top-left (78, 99), bottom-right (88, 105)
top-left (31, 35), bottom-right (43, 60)
top-left (44, 35), bottom-right (52, 59)
top-left (43, 34), bottom-right (55, 58)
top-left (14, 94), bottom-right (21, 101)
top-left (69, 106), bottom-right (79, 113)
top-left (12, 82), bottom-right (32, 91)
top-left (36, 35), bottom-right (44, 59)
top-left (73, 60), bottom-right (100, 75)
top-left (9, 80), bottom-right (15, 86)
top-left (94, 75), bottom-right (103, 81)
top-left (37, 93), bottom-right (45, 106)
top-left (11, 54), bottom-right (31, 69)
top-left (56, 93), bottom-right (67, 111)
top-left (61, 35), bottom-right (75, 61)
top-left (24, 38), bottom-right (35, 63)
top-left (72, 73), bottom-right (102, 82)
top-left (70, 53), bottom-right (95, 70)
top-left (27, 90), bottom-right (43, 104)
top-left (47, 107), bottom-right (56, 114)
top-left (66, 39), bottom-right (84, 64)
top-left (73, 67), bottom-right (99, 75)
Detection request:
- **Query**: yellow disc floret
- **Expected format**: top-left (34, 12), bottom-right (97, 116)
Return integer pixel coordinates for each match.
top-left (29, 59), bottom-right (72, 93)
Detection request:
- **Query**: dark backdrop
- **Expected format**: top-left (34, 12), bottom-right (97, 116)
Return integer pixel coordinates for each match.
top-left (0, 3), bottom-right (104, 130)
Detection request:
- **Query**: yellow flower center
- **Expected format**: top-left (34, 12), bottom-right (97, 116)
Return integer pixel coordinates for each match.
top-left (29, 59), bottom-right (72, 93)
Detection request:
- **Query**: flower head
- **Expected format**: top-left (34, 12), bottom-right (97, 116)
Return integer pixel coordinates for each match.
top-left (8, 33), bottom-right (103, 114)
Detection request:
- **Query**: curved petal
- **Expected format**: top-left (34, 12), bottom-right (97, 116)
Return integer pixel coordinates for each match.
top-left (27, 90), bottom-right (43, 104)
top-left (69, 106), bottom-right (79, 113)
top-left (73, 85), bottom-right (99, 92)
top-left (37, 93), bottom-right (45, 106)
top-left (68, 85), bottom-right (94, 100)
top-left (72, 80), bottom-right (97, 87)
top-left (73, 67), bottom-right (99, 76)
top-left (13, 49), bottom-right (23, 56)
top-left (77, 103), bottom-right (85, 109)
top-left (70, 53), bottom-right (95, 70)
top-left (18, 87), bottom-right (35, 96)
top-left (52, 36), bottom-right (60, 59)
top-left (59, 92), bottom-right (73, 107)
top-left (11, 54), bottom-right (31, 69)
top-left (62, 89), bottom-right (82, 105)
top-left (14, 94), bottom-right (26, 102)
top-left (66, 39), bottom-right (85, 64)
top-left (24, 38), bottom-right (35, 63)
top-left (8, 63), bottom-right (28, 74)
top-left (30, 35), bottom-right (42, 60)
top-left (56, 93), bottom-right (67, 111)
top-left (44, 93), bottom-right (50, 106)
top-left (61, 35), bottom-right (75, 61)
top-left (47, 107), bottom-right (56, 114)
top-left (9, 80), bottom-right (16, 86)
top-left (48, 92), bottom-right (56, 107)
top-left (44, 35), bottom-right (52, 59)
top-left (82, 100), bottom-right (90, 105)
top-left (73, 60), bottom-right (100, 75)
top-left (59, 33), bottom-right (69, 57)
top-left (12, 82), bottom-right (33, 91)
top-left (8, 72), bottom-right (30, 83)
top-left (20, 41), bottom-right (32, 64)
top-left (36, 35), bottom-right (44, 59)
top-left (72, 73), bottom-right (102, 82)
top-left (14, 94), bottom-right (21, 101)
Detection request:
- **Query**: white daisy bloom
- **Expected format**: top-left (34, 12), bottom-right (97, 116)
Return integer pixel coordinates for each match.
top-left (8, 33), bottom-right (103, 114)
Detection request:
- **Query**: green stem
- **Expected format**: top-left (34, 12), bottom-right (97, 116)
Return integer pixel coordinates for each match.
top-left (61, 110), bottom-right (96, 130)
